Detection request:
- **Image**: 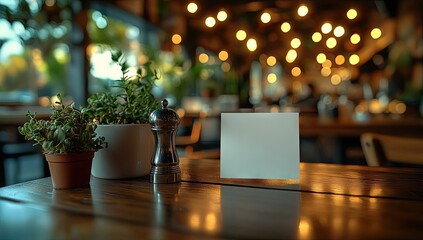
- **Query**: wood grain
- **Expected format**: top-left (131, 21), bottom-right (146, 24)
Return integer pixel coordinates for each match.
top-left (1, 159), bottom-right (423, 239)
top-left (180, 159), bottom-right (423, 201)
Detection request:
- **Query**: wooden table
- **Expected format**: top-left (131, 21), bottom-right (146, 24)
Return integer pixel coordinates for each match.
top-left (0, 159), bottom-right (422, 239)
top-left (299, 114), bottom-right (423, 137)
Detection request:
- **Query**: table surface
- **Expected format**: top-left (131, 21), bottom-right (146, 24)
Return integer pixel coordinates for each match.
top-left (1, 159), bottom-right (423, 239)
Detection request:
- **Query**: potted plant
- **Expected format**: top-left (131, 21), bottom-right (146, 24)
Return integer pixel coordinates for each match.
top-left (18, 94), bottom-right (105, 189)
top-left (82, 51), bottom-right (160, 179)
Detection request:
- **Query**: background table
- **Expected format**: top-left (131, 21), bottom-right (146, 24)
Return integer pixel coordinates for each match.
top-left (1, 158), bottom-right (422, 239)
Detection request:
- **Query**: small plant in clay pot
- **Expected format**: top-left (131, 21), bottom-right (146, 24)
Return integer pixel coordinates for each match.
top-left (18, 94), bottom-right (105, 189)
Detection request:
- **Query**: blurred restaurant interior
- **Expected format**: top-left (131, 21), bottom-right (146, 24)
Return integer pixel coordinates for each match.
top-left (0, 0), bottom-right (422, 186)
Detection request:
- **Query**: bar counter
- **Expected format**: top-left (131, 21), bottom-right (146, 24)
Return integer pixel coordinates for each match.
top-left (0, 158), bottom-right (422, 239)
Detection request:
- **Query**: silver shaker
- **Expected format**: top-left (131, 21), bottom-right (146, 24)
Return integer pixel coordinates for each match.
top-left (149, 99), bottom-right (181, 183)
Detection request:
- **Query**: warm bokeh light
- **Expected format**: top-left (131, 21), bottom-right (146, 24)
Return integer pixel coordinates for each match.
top-left (286, 49), bottom-right (297, 63)
top-left (338, 67), bottom-right (351, 80)
top-left (205, 17), bottom-right (216, 27)
top-left (218, 50), bottom-right (228, 61)
top-left (335, 55), bottom-right (345, 65)
top-left (297, 5), bottom-right (309, 17)
top-left (221, 62), bottom-right (231, 72)
top-left (321, 67), bottom-right (331, 77)
top-left (331, 74), bottom-right (342, 85)
top-left (322, 59), bottom-right (332, 68)
top-left (347, 8), bottom-right (358, 20)
top-left (199, 53), bottom-right (209, 63)
top-left (290, 38), bottom-right (301, 49)
top-left (187, 2), bottom-right (198, 13)
top-left (171, 34), bottom-right (182, 44)
top-left (349, 54), bottom-right (360, 65)
top-left (333, 26), bottom-right (345, 37)
top-left (326, 37), bottom-right (337, 48)
top-left (350, 33), bottom-right (361, 44)
top-left (266, 56), bottom-right (277, 66)
top-left (321, 22), bottom-right (332, 34)
top-left (280, 22), bottom-right (291, 33)
top-left (236, 30), bottom-right (247, 41)
top-left (246, 38), bottom-right (257, 51)
top-left (312, 32), bottom-right (322, 42)
top-left (316, 53), bottom-right (326, 64)
top-left (298, 218), bottom-right (311, 239)
top-left (371, 28), bottom-right (382, 39)
top-left (217, 10), bottom-right (228, 21)
top-left (267, 73), bottom-right (277, 83)
top-left (38, 96), bottom-right (50, 107)
top-left (291, 67), bottom-right (301, 77)
top-left (388, 100), bottom-right (407, 114)
top-left (369, 99), bottom-right (384, 114)
top-left (260, 12), bottom-right (271, 23)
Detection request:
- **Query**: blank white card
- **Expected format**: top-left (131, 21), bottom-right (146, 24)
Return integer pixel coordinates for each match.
top-left (220, 113), bottom-right (299, 179)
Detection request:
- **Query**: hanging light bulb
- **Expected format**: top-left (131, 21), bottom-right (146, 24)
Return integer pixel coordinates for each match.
top-left (205, 17), bottom-right (216, 28)
top-left (297, 5), bottom-right (309, 17)
top-left (217, 10), bottom-right (228, 22)
top-left (246, 38), bottom-right (257, 52)
top-left (187, 2), bottom-right (198, 13)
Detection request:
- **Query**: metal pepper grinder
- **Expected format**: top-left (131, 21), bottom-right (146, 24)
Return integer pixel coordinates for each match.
top-left (149, 99), bottom-right (181, 183)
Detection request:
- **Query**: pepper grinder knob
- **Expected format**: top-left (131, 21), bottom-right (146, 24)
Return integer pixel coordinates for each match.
top-left (149, 99), bottom-right (181, 183)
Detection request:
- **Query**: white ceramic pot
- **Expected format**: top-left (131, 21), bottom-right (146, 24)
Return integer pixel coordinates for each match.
top-left (91, 124), bottom-right (154, 179)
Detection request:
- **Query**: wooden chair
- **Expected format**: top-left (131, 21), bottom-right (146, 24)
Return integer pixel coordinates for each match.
top-left (175, 114), bottom-right (220, 159)
top-left (360, 133), bottom-right (423, 167)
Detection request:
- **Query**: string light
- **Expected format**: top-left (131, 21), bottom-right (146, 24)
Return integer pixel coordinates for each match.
top-left (335, 55), bottom-right (345, 65)
top-left (321, 22), bottom-right (332, 34)
top-left (267, 56), bottom-right (277, 66)
top-left (246, 38), bottom-right (257, 51)
top-left (280, 22), bottom-right (291, 33)
top-left (312, 32), bottom-right (322, 42)
top-left (326, 37), bottom-right (337, 48)
top-left (286, 49), bottom-right (297, 63)
top-left (291, 67), bottom-right (301, 77)
top-left (171, 34), bottom-right (182, 44)
top-left (316, 53), bottom-right (326, 64)
top-left (199, 53), bottom-right (209, 63)
top-left (347, 9), bottom-right (358, 20)
top-left (371, 28), bottom-right (382, 39)
top-left (297, 5), bottom-right (309, 17)
top-left (260, 12), bottom-right (271, 23)
top-left (267, 73), bottom-right (277, 83)
top-left (236, 30), bottom-right (247, 41)
top-left (322, 59), bottom-right (332, 68)
top-left (349, 54), bottom-right (360, 65)
top-left (331, 74), bottom-right (341, 85)
top-left (205, 17), bottom-right (216, 27)
top-left (350, 33), bottom-right (361, 44)
top-left (187, 2), bottom-right (198, 13)
top-left (333, 26), bottom-right (345, 37)
top-left (217, 10), bottom-right (228, 22)
top-left (291, 38), bottom-right (301, 49)
top-left (321, 67), bottom-right (331, 77)
top-left (218, 50), bottom-right (228, 61)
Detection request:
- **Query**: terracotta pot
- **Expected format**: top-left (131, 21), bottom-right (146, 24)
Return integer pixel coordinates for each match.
top-left (91, 124), bottom-right (154, 179)
top-left (45, 152), bottom-right (94, 189)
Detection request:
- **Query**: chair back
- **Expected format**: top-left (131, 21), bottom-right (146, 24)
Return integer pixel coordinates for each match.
top-left (361, 133), bottom-right (423, 166)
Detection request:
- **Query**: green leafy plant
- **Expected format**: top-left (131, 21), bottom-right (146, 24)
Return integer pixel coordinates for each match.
top-left (82, 51), bottom-right (160, 124)
top-left (18, 94), bottom-right (106, 154)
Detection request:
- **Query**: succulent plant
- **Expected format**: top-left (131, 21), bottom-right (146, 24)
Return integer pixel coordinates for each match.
top-left (18, 94), bottom-right (106, 154)
top-left (82, 50), bottom-right (160, 124)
